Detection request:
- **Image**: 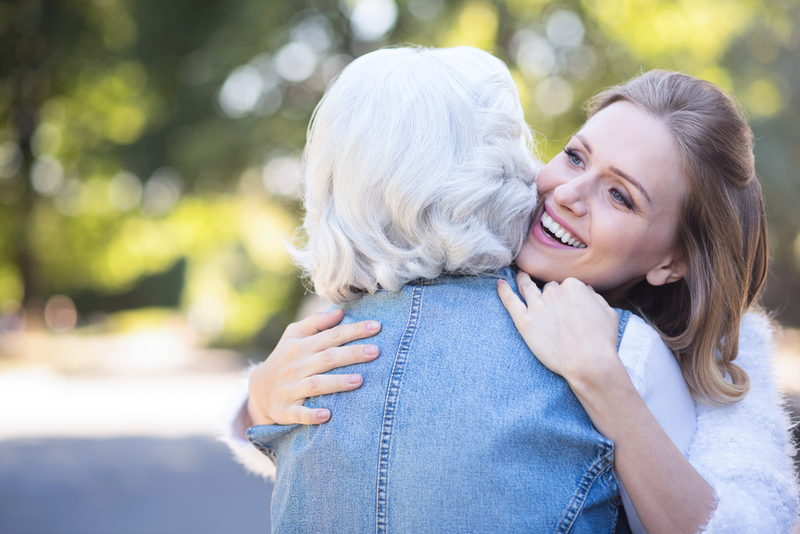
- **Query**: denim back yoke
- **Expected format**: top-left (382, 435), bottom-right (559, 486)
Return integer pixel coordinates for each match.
top-left (248, 267), bottom-right (630, 534)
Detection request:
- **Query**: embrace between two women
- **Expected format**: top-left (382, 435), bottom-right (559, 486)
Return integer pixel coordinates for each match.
top-left (222, 47), bottom-right (799, 533)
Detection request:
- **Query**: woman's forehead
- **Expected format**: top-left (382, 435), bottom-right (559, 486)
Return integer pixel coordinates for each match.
top-left (577, 102), bottom-right (684, 202)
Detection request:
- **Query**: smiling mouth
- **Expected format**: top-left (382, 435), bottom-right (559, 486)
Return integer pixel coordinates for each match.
top-left (541, 212), bottom-right (586, 248)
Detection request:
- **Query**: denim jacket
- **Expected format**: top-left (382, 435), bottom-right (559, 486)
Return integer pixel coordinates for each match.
top-left (247, 267), bottom-right (629, 533)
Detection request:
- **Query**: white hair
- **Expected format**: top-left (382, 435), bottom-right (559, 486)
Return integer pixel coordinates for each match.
top-left (292, 46), bottom-right (540, 304)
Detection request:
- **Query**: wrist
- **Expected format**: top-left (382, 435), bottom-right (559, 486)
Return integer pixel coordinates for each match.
top-left (564, 344), bottom-right (625, 397)
top-left (247, 396), bottom-right (276, 426)
top-left (567, 350), bottom-right (640, 440)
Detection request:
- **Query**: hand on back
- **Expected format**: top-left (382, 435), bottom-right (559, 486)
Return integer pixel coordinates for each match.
top-left (247, 308), bottom-right (381, 426)
top-left (497, 271), bottom-right (620, 385)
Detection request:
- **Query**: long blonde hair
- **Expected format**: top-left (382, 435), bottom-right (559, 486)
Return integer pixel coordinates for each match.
top-left (588, 71), bottom-right (769, 405)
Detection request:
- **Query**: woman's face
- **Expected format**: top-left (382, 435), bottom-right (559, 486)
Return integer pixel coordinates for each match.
top-left (515, 101), bottom-right (687, 302)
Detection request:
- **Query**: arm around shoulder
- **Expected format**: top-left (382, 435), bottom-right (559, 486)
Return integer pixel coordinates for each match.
top-left (688, 312), bottom-right (799, 533)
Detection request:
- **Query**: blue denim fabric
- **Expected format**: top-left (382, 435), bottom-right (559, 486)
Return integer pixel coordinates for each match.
top-left (248, 267), bottom-right (628, 533)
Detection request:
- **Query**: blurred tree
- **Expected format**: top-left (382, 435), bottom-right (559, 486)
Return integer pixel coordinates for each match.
top-left (1, 0), bottom-right (799, 349)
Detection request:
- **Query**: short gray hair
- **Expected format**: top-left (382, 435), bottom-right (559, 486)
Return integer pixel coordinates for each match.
top-left (292, 46), bottom-right (540, 303)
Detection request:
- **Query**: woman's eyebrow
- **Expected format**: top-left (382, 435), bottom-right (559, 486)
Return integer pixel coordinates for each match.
top-left (575, 134), bottom-right (652, 204)
top-left (575, 134), bottom-right (593, 154)
top-left (609, 166), bottom-right (652, 204)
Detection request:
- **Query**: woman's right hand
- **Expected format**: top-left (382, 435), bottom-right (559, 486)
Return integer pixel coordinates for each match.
top-left (247, 308), bottom-right (381, 426)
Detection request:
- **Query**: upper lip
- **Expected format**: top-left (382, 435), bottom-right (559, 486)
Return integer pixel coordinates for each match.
top-left (543, 205), bottom-right (585, 245)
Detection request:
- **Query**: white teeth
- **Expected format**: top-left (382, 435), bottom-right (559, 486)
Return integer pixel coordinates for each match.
top-left (541, 212), bottom-right (586, 248)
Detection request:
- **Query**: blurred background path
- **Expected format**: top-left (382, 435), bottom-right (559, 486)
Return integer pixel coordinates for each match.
top-left (0, 327), bottom-right (275, 534)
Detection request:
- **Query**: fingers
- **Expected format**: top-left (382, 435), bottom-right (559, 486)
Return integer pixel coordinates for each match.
top-left (515, 271), bottom-right (542, 304)
top-left (497, 278), bottom-right (528, 318)
top-left (297, 373), bottom-right (365, 399)
top-left (306, 344), bottom-right (380, 376)
top-left (284, 405), bottom-right (333, 425)
top-left (307, 320), bottom-right (381, 353)
top-left (285, 308), bottom-right (345, 339)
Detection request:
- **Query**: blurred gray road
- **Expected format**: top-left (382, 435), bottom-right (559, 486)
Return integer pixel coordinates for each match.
top-left (0, 437), bottom-right (273, 534)
top-left (1, 405), bottom-right (796, 534)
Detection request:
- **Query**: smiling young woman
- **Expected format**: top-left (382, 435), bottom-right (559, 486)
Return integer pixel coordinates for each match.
top-left (581, 72), bottom-right (769, 406)
top-left (515, 101), bottom-right (687, 304)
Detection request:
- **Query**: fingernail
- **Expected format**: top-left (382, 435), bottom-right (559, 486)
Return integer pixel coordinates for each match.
top-left (317, 409), bottom-right (330, 420)
top-left (498, 279), bottom-right (506, 286)
top-left (328, 308), bottom-right (343, 315)
top-left (364, 346), bottom-right (378, 356)
top-left (366, 321), bottom-right (380, 331)
top-left (347, 375), bottom-right (362, 385)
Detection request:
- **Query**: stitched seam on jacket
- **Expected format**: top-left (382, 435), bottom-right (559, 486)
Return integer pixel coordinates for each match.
top-left (375, 284), bottom-right (424, 534)
top-left (554, 444), bottom-right (615, 533)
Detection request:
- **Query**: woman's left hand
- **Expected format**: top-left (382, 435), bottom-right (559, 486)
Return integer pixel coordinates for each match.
top-left (496, 271), bottom-right (620, 386)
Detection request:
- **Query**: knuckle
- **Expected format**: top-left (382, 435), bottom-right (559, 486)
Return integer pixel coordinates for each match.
top-left (329, 325), bottom-right (342, 341)
top-left (307, 375), bottom-right (320, 392)
top-left (283, 363), bottom-right (298, 379)
top-left (284, 321), bottom-right (301, 337)
top-left (321, 348), bottom-right (335, 364)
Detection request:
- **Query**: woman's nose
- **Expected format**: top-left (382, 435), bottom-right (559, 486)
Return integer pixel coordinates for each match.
top-left (552, 179), bottom-right (589, 217)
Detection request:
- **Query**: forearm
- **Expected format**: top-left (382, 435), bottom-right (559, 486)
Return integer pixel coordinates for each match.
top-left (570, 357), bottom-right (715, 534)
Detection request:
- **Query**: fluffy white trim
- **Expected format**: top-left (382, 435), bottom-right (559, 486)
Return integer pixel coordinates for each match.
top-left (216, 363), bottom-right (276, 480)
top-left (691, 312), bottom-right (799, 533)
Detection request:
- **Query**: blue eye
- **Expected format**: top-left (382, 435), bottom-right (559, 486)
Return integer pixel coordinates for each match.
top-left (610, 188), bottom-right (633, 209)
top-left (563, 147), bottom-right (583, 168)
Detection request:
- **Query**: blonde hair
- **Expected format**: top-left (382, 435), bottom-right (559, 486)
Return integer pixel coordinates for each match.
top-left (588, 70), bottom-right (769, 405)
top-left (293, 47), bottom-right (539, 304)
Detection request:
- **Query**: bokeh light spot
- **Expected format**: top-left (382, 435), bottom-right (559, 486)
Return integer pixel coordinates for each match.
top-left (535, 76), bottom-right (573, 116)
top-left (262, 153), bottom-right (302, 199)
top-left (218, 65), bottom-right (264, 118)
top-left (516, 31), bottom-right (556, 79)
top-left (30, 156), bottom-right (63, 196)
top-left (349, 0), bottom-right (398, 41)
top-left (44, 295), bottom-right (78, 333)
top-left (274, 42), bottom-right (318, 83)
top-left (105, 105), bottom-right (146, 145)
top-left (188, 294), bottom-right (226, 336)
top-left (745, 78), bottom-right (783, 118)
top-left (108, 172), bottom-right (143, 211)
top-left (142, 168), bottom-right (183, 217)
top-left (546, 10), bottom-right (584, 50)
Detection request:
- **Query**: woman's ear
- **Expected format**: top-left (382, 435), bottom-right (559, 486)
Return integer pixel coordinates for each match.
top-left (645, 253), bottom-right (687, 286)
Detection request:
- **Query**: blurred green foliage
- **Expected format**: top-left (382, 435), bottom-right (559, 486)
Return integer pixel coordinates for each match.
top-left (1, 0), bottom-right (799, 348)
